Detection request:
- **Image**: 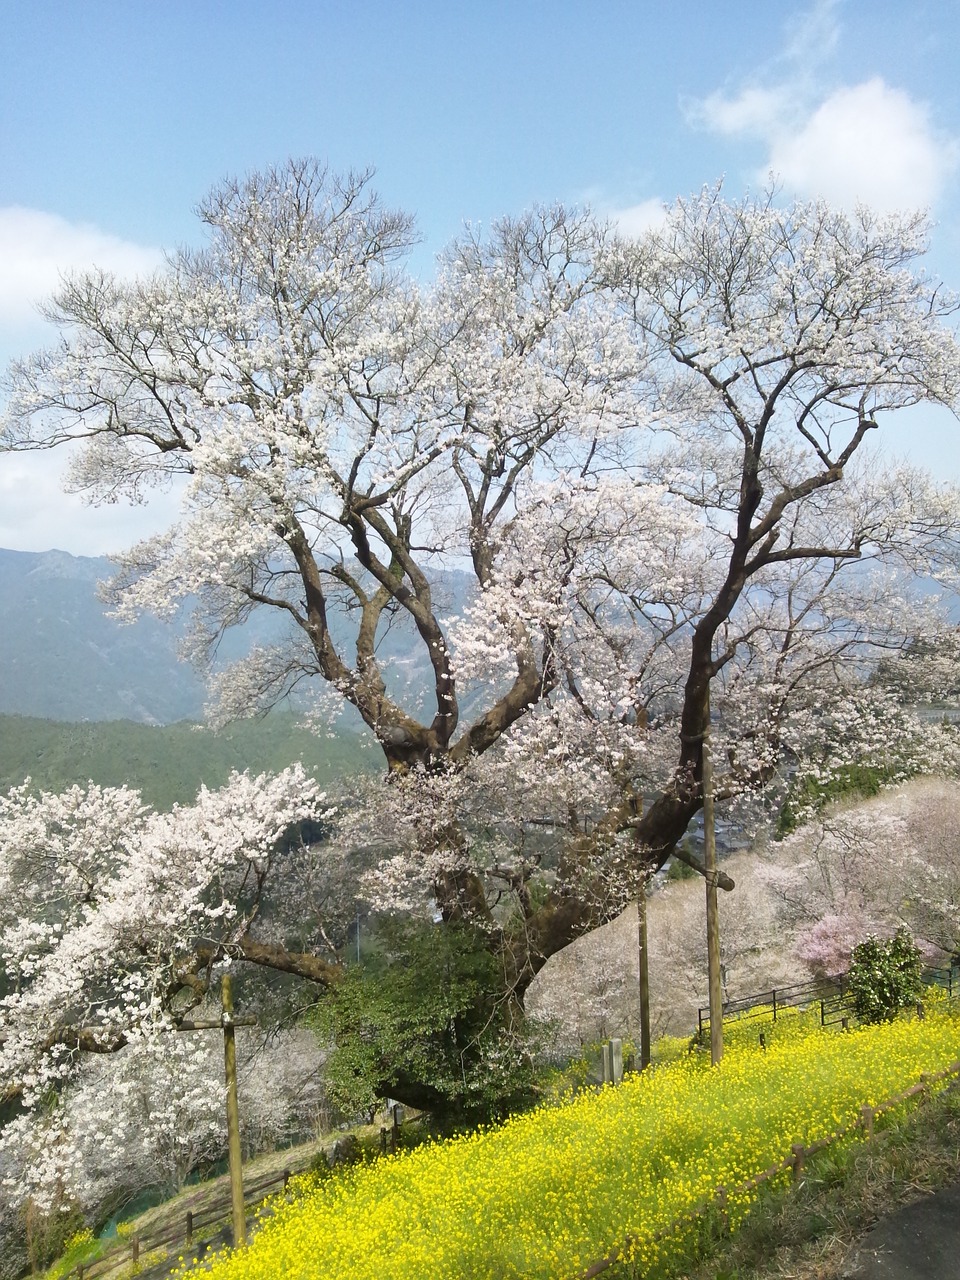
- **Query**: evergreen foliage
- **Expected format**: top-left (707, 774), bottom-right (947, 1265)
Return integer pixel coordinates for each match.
top-left (314, 919), bottom-right (541, 1123)
top-left (848, 927), bottom-right (924, 1024)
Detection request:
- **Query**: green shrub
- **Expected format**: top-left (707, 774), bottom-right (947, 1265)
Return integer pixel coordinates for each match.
top-left (848, 927), bottom-right (924, 1024)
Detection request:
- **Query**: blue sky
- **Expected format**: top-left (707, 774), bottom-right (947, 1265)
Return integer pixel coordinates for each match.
top-left (2, 0), bottom-right (959, 554)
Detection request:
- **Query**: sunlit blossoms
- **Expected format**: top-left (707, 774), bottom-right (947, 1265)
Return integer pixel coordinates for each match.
top-left (0, 767), bottom-right (329, 1203)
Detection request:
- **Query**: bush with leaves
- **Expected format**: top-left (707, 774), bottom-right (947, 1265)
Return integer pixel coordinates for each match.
top-left (848, 927), bottom-right (924, 1024)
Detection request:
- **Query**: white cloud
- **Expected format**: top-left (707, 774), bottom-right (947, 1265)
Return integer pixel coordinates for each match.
top-left (691, 87), bottom-right (790, 140)
top-left (770, 79), bottom-right (957, 213)
top-left (609, 198), bottom-right (668, 238)
top-left (0, 207), bottom-right (161, 328)
top-left (781, 0), bottom-right (841, 67)
top-left (688, 1), bottom-right (959, 213)
top-left (0, 450), bottom-right (184, 557)
top-left (0, 212), bottom-right (169, 554)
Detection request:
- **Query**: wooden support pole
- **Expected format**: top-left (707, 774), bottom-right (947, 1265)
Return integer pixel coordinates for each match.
top-left (861, 1103), bottom-right (874, 1138)
top-left (791, 1143), bottom-right (805, 1182)
top-left (716, 1184), bottom-right (729, 1232)
top-left (703, 685), bottom-right (723, 1066)
top-left (222, 974), bottom-right (247, 1248)
top-left (637, 886), bottom-right (651, 1070)
top-left (186, 1209), bottom-right (194, 1245)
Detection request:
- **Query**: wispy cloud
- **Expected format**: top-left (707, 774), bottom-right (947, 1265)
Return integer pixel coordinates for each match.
top-left (688, 0), bottom-right (958, 213)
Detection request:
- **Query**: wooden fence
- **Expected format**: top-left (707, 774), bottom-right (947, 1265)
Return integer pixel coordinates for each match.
top-left (70, 1166), bottom-right (294, 1280)
top-left (573, 1057), bottom-right (960, 1279)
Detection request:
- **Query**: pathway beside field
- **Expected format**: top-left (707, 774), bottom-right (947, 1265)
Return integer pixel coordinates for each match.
top-left (841, 1180), bottom-right (960, 1279)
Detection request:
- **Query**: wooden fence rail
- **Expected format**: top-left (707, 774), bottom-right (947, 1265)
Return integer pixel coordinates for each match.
top-left (572, 1058), bottom-right (960, 1280)
top-left (71, 1167), bottom-right (293, 1280)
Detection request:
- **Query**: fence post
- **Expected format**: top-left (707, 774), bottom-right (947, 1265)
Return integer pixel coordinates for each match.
top-left (131, 1236), bottom-right (140, 1266)
top-left (772, 989), bottom-right (778, 1022)
top-left (917, 1001), bottom-right (925, 1020)
top-left (759, 1031), bottom-right (766, 1051)
top-left (380, 1126), bottom-right (388, 1155)
top-left (186, 1209), bottom-right (194, 1245)
top-left (283, 1168), bottom-right (291, 1191)
top-left (820, 998), bottom-right (826, 1027)
top-left (716, 1184), bottom-right (729, 1232)
top-left (610, 1038), bottom-right (624, 1084)
top-left (791, 1143), bottom-right (805, 1182)
top-left (861, 1104), bottom-right (874, 1139)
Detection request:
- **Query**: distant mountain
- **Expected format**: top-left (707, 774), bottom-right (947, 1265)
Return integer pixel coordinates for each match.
top-left (0, 547), bottom-right (477, 725)
top-left (0, 548), bottom-right (207, 723)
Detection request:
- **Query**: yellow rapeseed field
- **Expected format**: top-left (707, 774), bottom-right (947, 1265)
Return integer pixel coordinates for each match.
top-left (182, 1005), bottom-right (960, 1280)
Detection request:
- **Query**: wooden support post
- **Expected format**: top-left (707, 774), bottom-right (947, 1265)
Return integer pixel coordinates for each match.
top-left (222, 974), bottom-right (246, 1247)
top-left (861, 1104), bottom-right (874, 1139)
top-left (186, 1209), bottom-right (194, 1245)
top-left (380, 1126), bottom-right (388, 1155)
top-left (602, 1040), bottom-right (614, 1084)
top-left (283, 1168), bottom-right (291, 1191)
top-left (716, 1184), bottom-right (729, 1232)
top-left (703, 685), bottom-right (723, 1066)
top-left (131, 1236), bottom-right (140, 1266)
top-left (791, 1143), bottom-right (805, 1182)
top-left (637, 887), bottom-right (651, 1070)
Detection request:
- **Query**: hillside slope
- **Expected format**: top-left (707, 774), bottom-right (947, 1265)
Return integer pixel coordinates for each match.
top-left (0, 713), bottom-right (373, 808)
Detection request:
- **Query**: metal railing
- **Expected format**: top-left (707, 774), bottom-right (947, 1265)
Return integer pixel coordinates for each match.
top-left (697, 962), bottom-right (959, 1041)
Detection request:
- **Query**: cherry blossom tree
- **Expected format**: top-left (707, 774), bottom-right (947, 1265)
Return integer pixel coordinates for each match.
top-left (3, 162), bottom-right (960, 1110)
top-left (0, 767), bottom-right (332, 1204)
top-left (776, 777), bottom-right (960, 969)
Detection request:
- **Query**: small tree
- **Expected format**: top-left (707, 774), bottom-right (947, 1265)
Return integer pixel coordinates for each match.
top-left (848, 927), bottom-right (923, 1024)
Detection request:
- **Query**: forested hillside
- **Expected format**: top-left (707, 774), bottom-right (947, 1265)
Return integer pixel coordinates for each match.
top-left (0, 548), bottom-right (208, 722)
top-left (0, 713), bottom-right (371, 808)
